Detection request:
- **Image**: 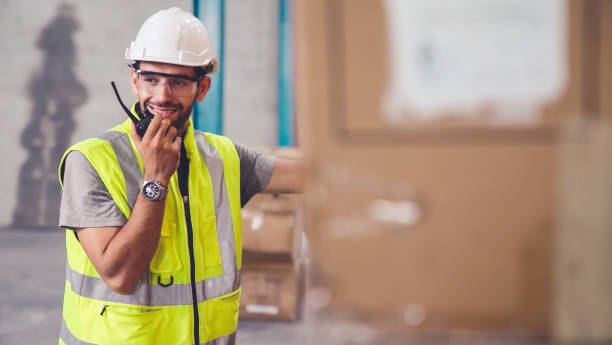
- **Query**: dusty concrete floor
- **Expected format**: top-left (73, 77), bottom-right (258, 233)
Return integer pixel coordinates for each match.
top-left (0, 228), bottom-right (596, 345)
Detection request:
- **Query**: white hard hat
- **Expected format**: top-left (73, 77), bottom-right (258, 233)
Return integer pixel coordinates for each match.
top-left (126, 7), bottom-right (218, 73)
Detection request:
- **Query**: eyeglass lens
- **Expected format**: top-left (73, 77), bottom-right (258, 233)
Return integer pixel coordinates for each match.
top-left (137, 73), bottom-right (195, 96)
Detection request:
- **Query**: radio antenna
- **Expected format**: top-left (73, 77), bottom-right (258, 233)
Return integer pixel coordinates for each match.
top-left (111, 81), bottom-right (141, 123)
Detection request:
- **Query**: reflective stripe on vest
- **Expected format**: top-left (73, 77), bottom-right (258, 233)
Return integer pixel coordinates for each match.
top-left (58, 118), bottom-right (242, 345)
top-left (65, 262), bottom-right (240, 305)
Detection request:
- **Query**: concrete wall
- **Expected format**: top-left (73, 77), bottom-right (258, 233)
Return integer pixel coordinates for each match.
top-left (1, 0), bottom-right (281, 228)
top-left (1, 1), bottom-right (191, 228)
top-left (224, 0), bottom-right (279, 146)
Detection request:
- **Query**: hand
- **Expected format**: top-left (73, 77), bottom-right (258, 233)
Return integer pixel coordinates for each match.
top-left (130, 114), bottom-right (181, 186)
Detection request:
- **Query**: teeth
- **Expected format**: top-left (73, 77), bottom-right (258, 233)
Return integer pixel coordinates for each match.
top-left (149, 106), bottom-right (177, 116)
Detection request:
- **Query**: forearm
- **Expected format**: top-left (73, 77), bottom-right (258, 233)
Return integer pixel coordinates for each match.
top-left (77, 116), bottom-right (180, 294)
top-left (262, 158), bottom-right (304, 194)
top-left (79, 194), bottom-right (166, 294)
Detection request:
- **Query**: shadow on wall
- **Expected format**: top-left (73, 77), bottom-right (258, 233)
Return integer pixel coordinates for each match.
top-left (12, 3), bottom-right (88, 228)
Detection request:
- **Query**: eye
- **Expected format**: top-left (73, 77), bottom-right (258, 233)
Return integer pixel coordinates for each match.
top-left (142, 76), bottom-right (159, 85)
top-left (172, 79), bottom-right (189, 88)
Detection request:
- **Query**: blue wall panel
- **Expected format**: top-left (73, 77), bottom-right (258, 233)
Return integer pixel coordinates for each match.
top-left (193, 0), bottom-right (224, 134)
top-left (278, 0), bottom-right (294, 146)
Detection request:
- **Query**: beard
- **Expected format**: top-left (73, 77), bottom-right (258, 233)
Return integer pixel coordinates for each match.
top-left (143, 98), bottom-right (195, 136)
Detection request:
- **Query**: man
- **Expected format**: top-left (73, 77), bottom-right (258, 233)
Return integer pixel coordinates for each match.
top-left (57, 7), bottom-right (301, 345)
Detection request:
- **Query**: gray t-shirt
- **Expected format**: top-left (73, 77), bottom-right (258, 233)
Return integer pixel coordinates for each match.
top-left (58, 141), bottom-right (276, 229)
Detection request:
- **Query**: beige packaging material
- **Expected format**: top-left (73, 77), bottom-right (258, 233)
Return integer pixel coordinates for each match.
top-left (554, 121), bottom-right (612, 341)
top-left (242, 193), bottom-right (304, 263)
top-left (239, 261), bottom-right (306, 321)
top-left (242, 210), bottom-right (300, 262)
top-left (245, 193), bottom-right (303, 214)
top-left (295, 0), bottom-right (597, 334)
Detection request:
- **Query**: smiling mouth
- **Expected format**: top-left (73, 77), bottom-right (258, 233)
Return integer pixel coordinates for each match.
top-left (147, 103), bottom-right (181, 118)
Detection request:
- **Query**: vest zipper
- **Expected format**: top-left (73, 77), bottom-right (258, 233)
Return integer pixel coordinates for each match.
top-left (178, 147), bottom-right (199, 345)
top-left (183, 195), bottom-right (200, 345)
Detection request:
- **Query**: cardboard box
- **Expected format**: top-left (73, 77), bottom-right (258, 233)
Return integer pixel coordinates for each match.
top-left (242, 210), bottom-right (301, 262)
top-left (295, 0), bottom-right (602, 335)
top-left (239, 262), bottom-right (306, 321)
top-left (242, 193), bottom-right (304, 263)
top-left (245, 193), bottom-right (303, 214)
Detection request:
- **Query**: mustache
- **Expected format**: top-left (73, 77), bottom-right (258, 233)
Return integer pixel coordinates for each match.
top-left (145, 100), bottom-right (183, 109)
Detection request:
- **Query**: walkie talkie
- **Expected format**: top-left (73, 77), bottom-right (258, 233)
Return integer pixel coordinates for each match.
top-left (111, 81), bottom-right (153, 137)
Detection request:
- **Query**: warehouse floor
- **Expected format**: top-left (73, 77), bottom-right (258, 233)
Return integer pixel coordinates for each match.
top-left (0, 228), bottom-right (312, 345)
top-left (0, 229), bottom-right (586, 345)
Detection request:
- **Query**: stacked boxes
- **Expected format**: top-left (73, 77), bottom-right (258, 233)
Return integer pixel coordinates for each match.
top-left (239, 149), bottom-right (305, 321)
top-left (239, 259), bottom-right (305, 321)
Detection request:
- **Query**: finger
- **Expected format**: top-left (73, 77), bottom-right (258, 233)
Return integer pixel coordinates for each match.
top-left (143, 114), bottom-right (162, 140)
top-left (165, 125), bottom-right (178, 141)
top-left (172, 135), bottom-right (182, 151)
top-left (154, 119), bottom-right (171, 142)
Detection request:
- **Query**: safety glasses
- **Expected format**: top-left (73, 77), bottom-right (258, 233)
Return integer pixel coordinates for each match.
top-left (135, 69), bottom-right (198, 97)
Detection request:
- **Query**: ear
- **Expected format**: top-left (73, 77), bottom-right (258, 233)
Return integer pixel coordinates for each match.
top-left (130, 68), bottom-right (139, 95)
top-left (195, 76), bottom-right (211, 102)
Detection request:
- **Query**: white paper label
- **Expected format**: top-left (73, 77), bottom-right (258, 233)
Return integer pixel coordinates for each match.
top-left (382, 0), bottom-right (567, 125)
top-left (245, 304), bottom-right (280, 315)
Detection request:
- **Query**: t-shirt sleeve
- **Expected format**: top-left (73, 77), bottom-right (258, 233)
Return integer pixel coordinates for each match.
top-left (58, 151), bottom-right (127, 229)
top-left (233, 141), bottom-right (277, 207)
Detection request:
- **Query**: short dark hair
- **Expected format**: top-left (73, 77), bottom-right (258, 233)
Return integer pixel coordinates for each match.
top-left (128, 61), bottom-right (212, 79)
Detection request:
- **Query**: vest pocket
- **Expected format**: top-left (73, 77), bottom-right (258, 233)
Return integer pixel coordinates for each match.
top-left (100, 305), bottom-right (164, 345)
top-left (198, 215), bottom-right (224, 278)
top-left (149, 220), bottom-right (182, 274)
top-left (204, 288), bottom-right (241, 339)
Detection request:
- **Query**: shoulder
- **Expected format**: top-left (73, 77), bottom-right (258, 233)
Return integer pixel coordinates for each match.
top-left (194, 130), bottom-right (234, 149)
top-left (232, 141), bottom-right (276, 165)
top-left (61, 131), bottom-right (130, 164)
top-left (59, 128), bottom-right (133, 182)
top-left (63, 150), bottom-right (94, 173)
top-left (60, 150), bottom-right (100, 187)
top-left (67, 126), bottom-right (131, 154)
top-left (193, 130), bottom-right (239, 159)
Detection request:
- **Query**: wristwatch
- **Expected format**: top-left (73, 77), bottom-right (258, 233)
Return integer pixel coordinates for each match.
top-left (141, 179), bottom-right (168, 201)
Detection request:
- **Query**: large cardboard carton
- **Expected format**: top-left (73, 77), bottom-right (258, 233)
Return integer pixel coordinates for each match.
top-left (295, 0), bottom-right (604, 335)
top-left (239, 261), bottom-right (306, 321)
top-left (242, 208), bottom-right (299, 262)
top-left (242, 193), bottom-right (304, 263)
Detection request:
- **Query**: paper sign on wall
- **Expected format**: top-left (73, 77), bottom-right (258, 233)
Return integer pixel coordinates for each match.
top-left (382, 0), bottom-right (567, 125)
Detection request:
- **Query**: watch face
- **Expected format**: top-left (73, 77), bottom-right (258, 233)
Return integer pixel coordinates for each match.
top-left (143, 181), bottom-right (162, 201)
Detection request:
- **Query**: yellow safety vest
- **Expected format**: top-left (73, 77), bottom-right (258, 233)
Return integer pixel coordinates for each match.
top-left (57, 113), bottom-right (242, 345)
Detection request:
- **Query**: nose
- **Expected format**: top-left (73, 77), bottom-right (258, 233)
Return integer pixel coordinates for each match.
top-left (154, 81), bottom-right (173, 103)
